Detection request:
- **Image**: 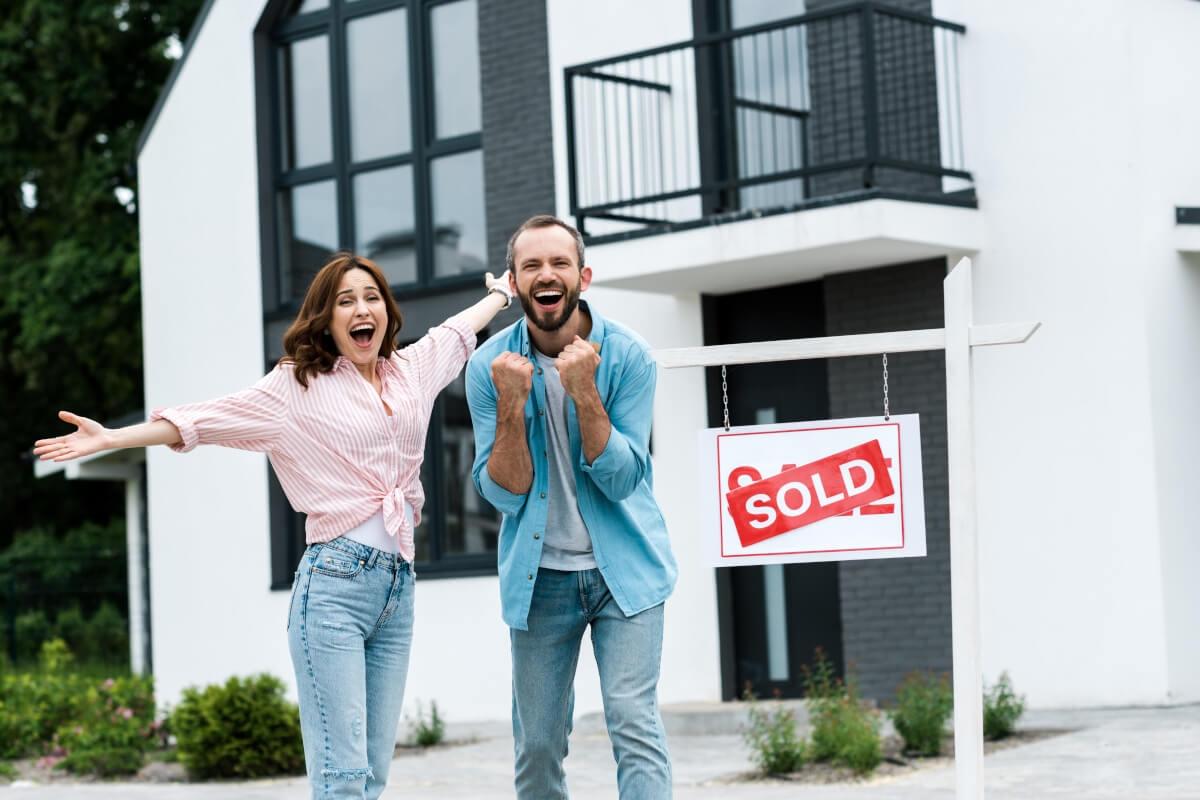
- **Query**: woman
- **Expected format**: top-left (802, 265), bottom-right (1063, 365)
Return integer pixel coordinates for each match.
top-left (34, 252), bottom-right (513, 799)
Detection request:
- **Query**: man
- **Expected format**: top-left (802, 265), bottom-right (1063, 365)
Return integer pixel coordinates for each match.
top-left (466, 214), bottom-right (676, 799)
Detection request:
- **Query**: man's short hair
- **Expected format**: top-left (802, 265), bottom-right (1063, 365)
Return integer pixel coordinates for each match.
top-left (505, 214), bottom-right (585, 273)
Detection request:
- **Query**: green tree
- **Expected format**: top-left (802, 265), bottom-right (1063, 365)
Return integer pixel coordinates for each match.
top-left (0, 1), bottom-right (206, 549)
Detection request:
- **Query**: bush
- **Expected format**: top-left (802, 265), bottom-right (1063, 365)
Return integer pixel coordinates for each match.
top-left (0, 639), bottom-right (154, 775)
top-left (803, 650), bottom-right (882, 775)
top-left (890, 671), bottom-right (953, 756)
top-left (408, 700), bottom-right (445, 747)
top-left (14, 610), bottom-right (51, 663)
top-left (983, 672), bottom-right (1025, 740)
top-left (170, 674), bottom-right (305, 780)
top-left (83, 602), bottom-right (128, 663)
top-left (0, 760), bottom-right (16, 780)
top-left (54, 674), bottom-right (157, 777)
top-left (53, 606), bottom-right (87, 653)
top-left (741, 691), bottom-right (807, 775)
top-left (0, 640), bottom-right (85, 757)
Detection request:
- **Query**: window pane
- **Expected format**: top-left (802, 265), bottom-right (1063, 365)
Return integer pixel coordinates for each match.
top-left (413, 454), bottom-right (433, 563)
top-left (430, 150), bottom-right (487, 277)
top-left (430, 0), bottom-right (481, 139)
top-left (278, 180), bottom-right (338, 304)
top-left (440, 372), bottom-right (500, 557)
top-left (279, 36), bottom-right (333, 170)
top-left (354, 165), bottom-right (416, 285)
top-left (730, 0), bottom-right (804, 28)
top-left (348, 9), bottom-right (411, 161)
top-left (289, 0), bottom-right (328, 14)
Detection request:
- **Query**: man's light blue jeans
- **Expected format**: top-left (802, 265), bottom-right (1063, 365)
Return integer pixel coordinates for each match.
top-left (511, 567), bottom-right (672, 799)
top-left (287, 537), bottom-right (415, 800)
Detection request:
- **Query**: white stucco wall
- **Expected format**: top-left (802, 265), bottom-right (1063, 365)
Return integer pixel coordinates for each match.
top-left (545, 0), bottom-right (724, 716)
top-left (934, 0), bottom-right (1199, 706)
top-left (139, 0), bottom-right (286, 708)
top-left (139, 0), bottom-right (1198, 722)
top-left (1130, 0), bottom-right (1200, 704)
top-left (140, 0), bottom-right (718, 724)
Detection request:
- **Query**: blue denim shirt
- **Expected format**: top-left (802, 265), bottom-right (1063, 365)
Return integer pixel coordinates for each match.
top-left (466, 301), bottom-right (677, 630)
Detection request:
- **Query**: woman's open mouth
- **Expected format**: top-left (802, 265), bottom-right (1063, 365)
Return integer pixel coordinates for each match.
top-left (350, 323), bottom-right (376, 349)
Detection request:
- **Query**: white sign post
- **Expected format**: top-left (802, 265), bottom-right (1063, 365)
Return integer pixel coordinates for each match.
top-left (652, 258), bottom-right (1038, 800)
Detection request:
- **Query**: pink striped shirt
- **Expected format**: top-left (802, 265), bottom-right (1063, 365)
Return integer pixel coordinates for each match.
top-left (150, 318), bottom-right (477, 562)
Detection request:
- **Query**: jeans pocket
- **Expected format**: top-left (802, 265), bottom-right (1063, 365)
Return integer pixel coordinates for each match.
top-left (311, 548), bottom-right (365, 579)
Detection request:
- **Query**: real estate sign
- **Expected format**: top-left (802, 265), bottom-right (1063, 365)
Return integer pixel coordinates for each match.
top-left (697, 415), bottom-right (926, 567)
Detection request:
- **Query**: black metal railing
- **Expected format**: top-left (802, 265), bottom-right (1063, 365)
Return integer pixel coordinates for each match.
top-left (564, 2), bottom-right (970, 237)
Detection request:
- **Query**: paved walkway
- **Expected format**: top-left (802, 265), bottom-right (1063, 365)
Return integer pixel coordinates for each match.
top-left (4, 704), bottom-right (1198, 798)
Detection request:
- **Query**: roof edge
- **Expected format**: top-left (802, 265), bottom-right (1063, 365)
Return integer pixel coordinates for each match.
top-left (135, 0), bottom-right (221, 157)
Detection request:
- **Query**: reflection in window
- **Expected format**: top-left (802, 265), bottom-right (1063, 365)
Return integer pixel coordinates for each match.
top-left (431, 150), bottom-right (487, 278)
top-left (440, 372), bottom-right (499, 556)
top-left (290, 0), bottom-right (329, 13)
top-left (266, 0), bottom-right (493, 582)
top-left (348, 9), bottom-right (411, 161)
top-left (354, 165), bottom-right (416, 285)
top-left (279, 36), bottom-right (333, 170)
top-left (279, 179), bottom-right (338, 303)
top-left (430, 0), bottom-right (481, 140)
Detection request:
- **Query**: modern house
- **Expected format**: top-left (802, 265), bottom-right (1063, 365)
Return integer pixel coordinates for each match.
top-left (124, 0), bottom-right (1200, 725)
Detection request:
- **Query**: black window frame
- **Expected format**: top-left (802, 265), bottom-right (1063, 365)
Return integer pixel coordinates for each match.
top-left (255, 0), bottom-right (496, 589)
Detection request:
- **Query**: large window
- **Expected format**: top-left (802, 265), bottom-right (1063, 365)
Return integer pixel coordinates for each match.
top-left (261, 0), bottom-right (496, 585)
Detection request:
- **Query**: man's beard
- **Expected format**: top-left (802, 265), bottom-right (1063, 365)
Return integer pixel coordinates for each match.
top-left (518, 280), bottom-right (582, 333)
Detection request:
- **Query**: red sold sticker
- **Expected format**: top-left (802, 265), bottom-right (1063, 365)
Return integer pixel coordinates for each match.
top-left (725, 440), bottom-right (895, 547)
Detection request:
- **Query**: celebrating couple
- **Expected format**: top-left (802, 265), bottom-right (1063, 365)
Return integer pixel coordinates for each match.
top-left (34, 214), bottom-right (678, 800)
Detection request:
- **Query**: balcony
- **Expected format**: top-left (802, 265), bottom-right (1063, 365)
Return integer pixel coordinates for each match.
top-left (563, 2), bottom-right (977, 289)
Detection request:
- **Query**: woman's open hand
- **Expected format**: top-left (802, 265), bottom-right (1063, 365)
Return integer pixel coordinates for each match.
top-left (485, 269), bottom-right (512, 295)
top-left (33, 411), bottom-right (113, 462)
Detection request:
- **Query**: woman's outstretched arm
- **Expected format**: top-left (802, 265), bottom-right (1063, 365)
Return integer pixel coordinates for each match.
top-left (33, 412), bottom-right (182, 463)
top-left (452, 270), bottom-right (513, 333)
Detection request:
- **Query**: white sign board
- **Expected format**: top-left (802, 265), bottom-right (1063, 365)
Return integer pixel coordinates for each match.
top-left (697, 414), bottom-right (926, 567)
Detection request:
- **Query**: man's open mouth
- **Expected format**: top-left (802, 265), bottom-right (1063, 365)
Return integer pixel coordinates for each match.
top-left (350, 324), bottom-right (375, 347)
top-left (533, 288), bottom-right (564, 308)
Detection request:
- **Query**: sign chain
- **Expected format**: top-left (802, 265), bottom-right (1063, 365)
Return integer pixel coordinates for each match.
top-left (882, 353), bottom-right (890, 420)
top-left (721, 365), bottom-right (731, 431)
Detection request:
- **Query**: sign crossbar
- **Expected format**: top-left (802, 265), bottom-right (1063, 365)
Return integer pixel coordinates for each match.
top-left (653, 322), bottom-right (1040, 368)
top-left (648, 258), bottom-right (1036, 800)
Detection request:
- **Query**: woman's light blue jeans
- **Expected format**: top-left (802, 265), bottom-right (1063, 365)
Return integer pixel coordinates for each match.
top-left (287, 537), bottom-right (414, 800)
top-left (510, 567), bottom-right (672, 799)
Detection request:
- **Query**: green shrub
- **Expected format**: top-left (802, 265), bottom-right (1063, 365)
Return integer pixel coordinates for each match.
top-left (408, 700), bottom-right (445, 747)
top-left (54, 673), bottom-right (157, 777)
top-left (171, 674), bottom-right (305, 780)
top-left (741, 691), bottom-right (807, 775)
top-left (0, 640), bottom-right (85, 757)
top-left (890, 671), bottom-right (953, 756)
top-left (53, 606), bottom-right (87, 654)
top-left (983, 672), bottom-right (1025, 740)
top-left (803, 650), bottom-right (882, 775)
top-left (14, 610), bottom-right (51, 663)
top-left (0, 760), bottom-right (17, 780)
top-left (82, 602), bottom-right (128, 663)
top-left (0, 640), bottom-right (154, 773)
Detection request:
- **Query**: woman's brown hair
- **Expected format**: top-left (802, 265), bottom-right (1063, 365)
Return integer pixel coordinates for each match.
top-left (281, 252), bottom-right (403, 387)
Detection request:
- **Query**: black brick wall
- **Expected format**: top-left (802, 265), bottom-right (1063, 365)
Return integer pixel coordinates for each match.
top-left (479, 0), bottom-right (558, 268)
top-left (823, 258), bottom-right (952, 702)
top-left (801, 0), bottom-right (941, 198)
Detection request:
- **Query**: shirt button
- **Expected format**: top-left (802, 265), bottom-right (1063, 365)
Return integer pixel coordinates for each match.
top-left (533, 532), bottom-right (541, 539)
top-left (540, 492), bottom-right (546, 499)
top-left (538, 410), bottom-right (544, 417)
top-left (537, 368), bottom-right (543, 375)
top-left (527, 573), bottom-right (533, 580)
